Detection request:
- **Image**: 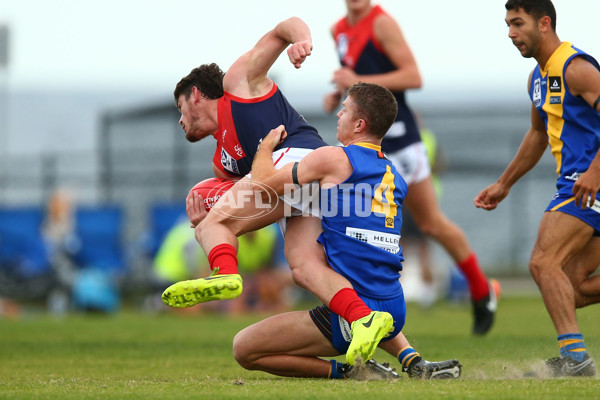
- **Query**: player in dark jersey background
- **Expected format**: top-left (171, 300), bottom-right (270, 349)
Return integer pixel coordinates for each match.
top-left (476, 0), bottom-right (600, 377)
top-left (323, 0), bottom-right (499, 335)
top-left (235, 83), bottom-right (460, 379)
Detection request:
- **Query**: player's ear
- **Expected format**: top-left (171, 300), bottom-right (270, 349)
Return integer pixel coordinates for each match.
top-left (191, 86), bottom-right (202, 103)
top-left (538, 15), bottom-right (552, 33)
top-left (355, 118), bottom-right (367, 133)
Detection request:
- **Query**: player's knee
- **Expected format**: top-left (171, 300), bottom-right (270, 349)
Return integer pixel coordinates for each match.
top-left (528, 255), bottom-right (547, 280)
top-left (232, 331), bottom-right (257, 370)
top-left (288, 263), bottom-right (310, 291)
top-left (197, 210), bottom-right (244, 237)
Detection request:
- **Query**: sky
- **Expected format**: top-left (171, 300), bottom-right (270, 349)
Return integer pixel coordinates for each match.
top-left (2, 0), bottom-right (600, 98)
top-left (1, 0), bottom-right (600, 157)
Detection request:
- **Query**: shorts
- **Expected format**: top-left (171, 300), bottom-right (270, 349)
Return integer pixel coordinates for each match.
top-left (546, 192), bottom-right (600, 235)
top-left (309, 293), bottom-right (406, 354)
top-left (270, 147), bottom-right (321, 234)
top-left (385, 142), bottom-right (431, 186)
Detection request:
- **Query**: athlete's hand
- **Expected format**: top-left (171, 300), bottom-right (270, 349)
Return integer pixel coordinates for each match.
top-left (332, 67), bottom-right (358, 91)
top-left (573, 168), bottom-right (600, 209)
top-left (260, 125), bottom-right (287, 153)
top-left (323, 91), bottom-right (342, 114)
top-left (474, 183), bottom-right (510, 211)
top-left (186, 191), bottom-right (208, 228)
top-left (287, 40), bottom-right (312, 69)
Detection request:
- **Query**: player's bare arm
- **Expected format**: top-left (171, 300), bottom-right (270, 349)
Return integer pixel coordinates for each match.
top-left (565, 57), bottom-right (600, 208)
top-left (224, 17), bottom-right (312, 98)
top-left (372, 14), bottom-right (422, 90)
top-left (330, 15), bottom-right (421, 92)
top-left (251, 126), bottom-right (350, 194)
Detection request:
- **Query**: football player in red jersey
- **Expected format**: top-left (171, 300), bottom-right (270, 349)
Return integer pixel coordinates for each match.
top-left (163, 17), bottom-right (459, 378)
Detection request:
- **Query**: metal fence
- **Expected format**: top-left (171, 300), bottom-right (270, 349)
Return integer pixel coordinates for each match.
top-left (0, 101), bottom-right (558, 274)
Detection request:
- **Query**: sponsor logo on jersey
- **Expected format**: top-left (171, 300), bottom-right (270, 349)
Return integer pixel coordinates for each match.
top-left (533, 78), bottom-right (542, 107)
top-left (346, 227), bottom-right (400, 254)
top-left (549, 76), bottom-right (562, 92)
top-left (221, 148), bottom-right (240, 175)
top-left (565, 172), bottom-right (581, 181)
top-left (550, 96), bottom-right (562, 104)
top-left (234, 144), bottom-right (244, 157)
top-left (337, 33), bottom-right (352, 67)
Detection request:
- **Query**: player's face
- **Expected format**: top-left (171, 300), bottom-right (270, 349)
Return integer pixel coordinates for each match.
top-left (177, 92), bottom-right (215, 143)
top-left (345, 0), bottom-right (371, 13)
top-left (336, 96), bottom-right (358, 145)
top-left (505, 8), bottom-right (543, 59)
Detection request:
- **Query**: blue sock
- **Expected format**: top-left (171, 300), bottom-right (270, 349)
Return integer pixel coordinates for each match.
top-left (398, 346), bottom-right (420, 369)
top-left (558, 333), bottom-right (587, 362)
top-left (329, 360), bottom-right (346, 379)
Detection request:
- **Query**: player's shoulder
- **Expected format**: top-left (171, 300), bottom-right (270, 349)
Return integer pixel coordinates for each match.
top-left (309, 145), bottom-right (347, 161)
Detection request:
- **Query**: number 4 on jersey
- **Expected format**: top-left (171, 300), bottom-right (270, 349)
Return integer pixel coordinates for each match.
top-left (371, 165), bottom-right (397, 228)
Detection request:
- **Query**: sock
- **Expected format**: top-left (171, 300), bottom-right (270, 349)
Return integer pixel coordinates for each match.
top-left (207, 243), bottom-right (238, 275)
top-left (329, 360), bottom-right (347, 379)
top-left (558, 333), bottom-right (588, 362)
top-left (398, 346), bottom-right (420, 369)
top-left (456, 253), bottom-right (489, 301)
top-left (328, 288), bottom-right (372, 324)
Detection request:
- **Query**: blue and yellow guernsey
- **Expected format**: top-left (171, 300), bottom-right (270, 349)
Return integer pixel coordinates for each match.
top-left (317, 143), bottom-right (408, 299)
top-left (530, 41), bottom-right (600, 195)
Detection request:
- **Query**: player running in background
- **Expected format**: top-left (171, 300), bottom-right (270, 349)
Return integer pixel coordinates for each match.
top-left (323, 0), bottom-right (499, 335)
top-left (162, 17), bottom-right (456, 375)
top-left (235, 83), bottom-right (460, 379)
top-left (475, 0), bottom-right (599, 377)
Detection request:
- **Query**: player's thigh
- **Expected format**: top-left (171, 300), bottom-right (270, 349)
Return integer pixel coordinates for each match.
top-left (206, 176), bottom-right (285, 235)
top-left (233, 311), bottom-right (338, 359)
top-left (563, 236), bottom-right (600, 283)
top-left (403, 176), bottom-right (444, 226)
top-left (283, 216), bottom-right (326, 266)
top-left (531, 211), bottom-right (595, 266)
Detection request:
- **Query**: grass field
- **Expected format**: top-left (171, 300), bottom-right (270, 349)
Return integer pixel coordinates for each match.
top-left (0, 295), bottom-right (598, 399)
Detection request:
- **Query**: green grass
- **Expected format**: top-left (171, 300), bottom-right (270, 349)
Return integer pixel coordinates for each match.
top-left (0, 296), bottom-right (598, 399)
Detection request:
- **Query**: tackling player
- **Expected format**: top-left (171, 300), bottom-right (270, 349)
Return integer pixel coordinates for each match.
top-left (233, 83), bottom-right (460, 379)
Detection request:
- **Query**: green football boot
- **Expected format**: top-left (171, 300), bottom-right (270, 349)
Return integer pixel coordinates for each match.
top-left (346, 311), bottom-right (394, 366)
top-left (161, 268), bottom-right (243, 308)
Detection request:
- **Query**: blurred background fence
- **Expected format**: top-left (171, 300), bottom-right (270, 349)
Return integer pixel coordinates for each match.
top-left (0, 99), bottom-right (557, 311)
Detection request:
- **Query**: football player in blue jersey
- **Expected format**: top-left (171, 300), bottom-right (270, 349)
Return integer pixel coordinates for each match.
top-left (166, 17), bottom-right (458, 378)
top-left (324, 0), bottom-right (499, 336)
top-left (475, 0), bottom-right (600, 377)
top-left (232, 83), bottom-right (461, 380)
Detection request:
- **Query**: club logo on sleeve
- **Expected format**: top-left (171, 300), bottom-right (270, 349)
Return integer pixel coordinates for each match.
top-left (549, 76), bottom-right (562, 93)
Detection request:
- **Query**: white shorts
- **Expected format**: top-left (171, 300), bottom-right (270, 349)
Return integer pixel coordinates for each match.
top-left (385, 142), bottom-right (431, 186)
top-left (270, 147), bottom-right (321, 234)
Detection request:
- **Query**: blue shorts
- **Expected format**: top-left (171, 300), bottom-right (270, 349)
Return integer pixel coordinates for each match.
top-left (309, 293), bottom-right (406, 354)
top-left (546, 193), bottom-right (600, 235)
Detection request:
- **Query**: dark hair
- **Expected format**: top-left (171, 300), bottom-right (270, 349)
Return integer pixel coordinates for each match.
top-left (505, 0), bottom-right (556, 31)
top-left (346, 82), bottom-right (398, 139)
top-left (173, 63), bottom-right (225, 105)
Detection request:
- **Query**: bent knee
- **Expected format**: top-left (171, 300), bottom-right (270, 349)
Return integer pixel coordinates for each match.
top-left (232, 331), bottom-right (257, 370)
top-left (289, 264), bottom-right (310, 290)
top-left (198, 211), bottom-right (244, 237)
